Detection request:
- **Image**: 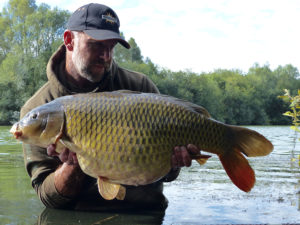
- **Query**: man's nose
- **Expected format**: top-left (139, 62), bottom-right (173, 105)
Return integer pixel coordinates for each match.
top-left (99, 48), bottom-right (111, 61)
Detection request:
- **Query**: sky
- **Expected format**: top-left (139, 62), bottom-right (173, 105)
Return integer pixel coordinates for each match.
top-left (1, 0), bottom-right (300, 73)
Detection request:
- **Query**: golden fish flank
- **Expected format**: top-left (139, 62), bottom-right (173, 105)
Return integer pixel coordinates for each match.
top-left (10, 90), bottom-right (273, 201)
top-left (62, 93), bottom-right (178, 183)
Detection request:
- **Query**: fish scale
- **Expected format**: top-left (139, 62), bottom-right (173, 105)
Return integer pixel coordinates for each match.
top-left (11, 90), bottom-right (273, 197)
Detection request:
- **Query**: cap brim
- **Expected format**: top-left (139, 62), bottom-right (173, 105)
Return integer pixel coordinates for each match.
top-left (84, 30), bottom-right (130, 49)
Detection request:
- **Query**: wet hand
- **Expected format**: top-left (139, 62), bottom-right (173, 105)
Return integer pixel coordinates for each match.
top-left (47, 144), bottom-right (79, 165)
top-left (172, 144), bottom-right (201, 168)
top-left (47, 145), bottom-right (85, 197)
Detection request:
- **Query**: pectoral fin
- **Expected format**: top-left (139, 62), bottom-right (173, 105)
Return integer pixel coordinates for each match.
top-left (116, 185), bottom-right (126, 200)
top-left (97, 177), bottom-right (126, 200)
top-left (191, 153), bottom-right (211, 165)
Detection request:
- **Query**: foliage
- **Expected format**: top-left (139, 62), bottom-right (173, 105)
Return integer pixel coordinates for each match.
top-left (0, 0), bottom-right (69, 124)
top-left (279, 89), bottom-right (300, 133)
top-left (114, 37), bottom-right (143, 63)
top-left (280, 90), bottom-right (300, 165)
top-left (0, 0), bottom-right (300, 125)
top-left (114, 60), bottom-right (298, 126)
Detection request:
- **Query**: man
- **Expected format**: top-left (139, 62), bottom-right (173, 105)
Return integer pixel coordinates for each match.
top-left (21, 3), bottom-right (200, 211)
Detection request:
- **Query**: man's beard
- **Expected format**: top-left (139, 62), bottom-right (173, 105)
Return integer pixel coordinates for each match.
top-left (72, 47), bottom-right (111, 83)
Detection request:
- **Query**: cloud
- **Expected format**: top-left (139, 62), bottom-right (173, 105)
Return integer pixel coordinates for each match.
top-left (1, 0), bottom-right (300, 72)
top-left (117, 0), bottom-right (300, 72)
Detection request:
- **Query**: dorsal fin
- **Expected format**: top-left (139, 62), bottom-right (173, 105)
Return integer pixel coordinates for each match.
top-left (187, 102), bottom-right (211, 118)
top-left (111, 90), bottom-right (211, 117)
top-left (171, 98), bottom-right (211, 118)
top-left (114, 90), bottom-right (142, 94)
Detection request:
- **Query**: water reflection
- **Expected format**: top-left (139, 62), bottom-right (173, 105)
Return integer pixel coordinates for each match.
top-left (298, 183), bottom-right (300, 211)
top-left (288, 128), bottom-right (300, 212)
top-left (37, 207), bottom-right (165, 225)
top-left (1, 126), bottom-right (300, 224)
top-left (163, 126), bottom-right (300, 224)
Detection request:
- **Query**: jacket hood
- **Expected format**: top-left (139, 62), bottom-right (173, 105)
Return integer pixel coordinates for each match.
top-left (46, 44), bottom-right (116, 95)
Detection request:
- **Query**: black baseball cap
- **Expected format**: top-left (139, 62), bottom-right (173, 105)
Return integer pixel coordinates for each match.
top-left (67, 3), bottom-right (130, 49)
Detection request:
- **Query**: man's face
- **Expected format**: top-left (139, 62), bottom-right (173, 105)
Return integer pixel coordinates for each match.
top-left (72, 32), bottom-right (117, 83)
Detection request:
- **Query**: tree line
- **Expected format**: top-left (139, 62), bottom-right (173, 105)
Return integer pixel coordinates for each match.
top-left (0, 0), bottom-right (299, 125)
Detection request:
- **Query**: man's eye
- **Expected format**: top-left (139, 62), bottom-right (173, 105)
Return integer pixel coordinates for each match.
top-left (89, 42), bottom-right (102, 47)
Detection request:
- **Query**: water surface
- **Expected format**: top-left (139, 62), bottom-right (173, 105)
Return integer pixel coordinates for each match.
top-left (0, 126), bottom-right (299, 224)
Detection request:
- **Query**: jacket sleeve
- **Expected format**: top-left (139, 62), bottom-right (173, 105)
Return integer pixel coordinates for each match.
top-left (23, 143), bottom-right (75, 208)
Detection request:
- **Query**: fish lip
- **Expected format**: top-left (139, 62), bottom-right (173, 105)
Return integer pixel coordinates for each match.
top-left (10, 123), bottom-right (23, 139)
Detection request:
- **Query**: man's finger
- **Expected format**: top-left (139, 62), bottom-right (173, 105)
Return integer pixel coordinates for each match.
top-left (187, 144), bottom-right (200, 155)
top-left (47, 144), bottom-right (59, 156)
top-left (180, 146), bottom-right (192, 167)
top-left (171, 154), bottom-right (178, 168)
top-left (72, 153), bottom-right (78, 165)
top-left (174, 146), bottom-right (184, 167)
top-left (66, 151), bottom-right (74, 165)
top-left (59, 148), bottom-right (70, 163)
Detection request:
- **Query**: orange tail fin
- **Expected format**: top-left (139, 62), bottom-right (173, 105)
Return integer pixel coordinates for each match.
top-left (218, 126), bottom-right (273, 192)
top-left (229, 125), bottom-right (273, 157)
top-left (219, 149), bottom-right (255, 192)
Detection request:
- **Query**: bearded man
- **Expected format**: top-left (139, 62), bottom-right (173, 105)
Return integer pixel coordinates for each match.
top-left (21, 3), bottom-right (200, 211)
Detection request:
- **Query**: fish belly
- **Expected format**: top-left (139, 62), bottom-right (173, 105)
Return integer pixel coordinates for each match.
top-left (61, 92), bottom-right (226, 185)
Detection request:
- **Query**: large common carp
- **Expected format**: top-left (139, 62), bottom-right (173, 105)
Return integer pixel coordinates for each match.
top-left (10, 91), bottom-right (273, 200)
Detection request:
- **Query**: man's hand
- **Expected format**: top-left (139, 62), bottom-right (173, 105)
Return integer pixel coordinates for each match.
top-left (47, 144), bottom-right (85, 197)
top-left (47, 144), bottom-right (79, 165)
top-left (171, 144), bottom-right (200, 168)
top-left (46, 143), bottom-right (201, 194)
top-left (162, 144), bottom-right (201, 182)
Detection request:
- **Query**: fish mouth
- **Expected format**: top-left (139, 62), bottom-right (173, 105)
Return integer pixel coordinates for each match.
top-left (10, 123), bottom-right (23, 139)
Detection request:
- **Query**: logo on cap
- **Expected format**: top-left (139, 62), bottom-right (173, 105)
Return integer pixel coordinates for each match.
top-left (102, 13), bottom-right (117, 25)
top-left (76, 7), bottom-right (85, 12)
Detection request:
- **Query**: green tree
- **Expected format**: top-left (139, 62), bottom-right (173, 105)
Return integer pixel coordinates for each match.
top-left (1, 1), bottom-right (299, 126)
top-left (114, 36), bottom-right (143, 64)
top-left (127, 38), bottom-right (143, 63)
top-left (0, 0), bottom-right (69, 124)
top-left (281, 89), bottom-right (300, 130)
top-left (113, 32), bottom-right (130, 63)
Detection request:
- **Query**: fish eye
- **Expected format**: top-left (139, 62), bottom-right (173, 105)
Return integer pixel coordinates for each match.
top-left (31, 113), bottom-right (38, 119)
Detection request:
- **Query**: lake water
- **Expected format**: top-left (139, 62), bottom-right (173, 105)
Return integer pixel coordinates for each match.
top-left (0, 126), bottom-right (299, 224)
